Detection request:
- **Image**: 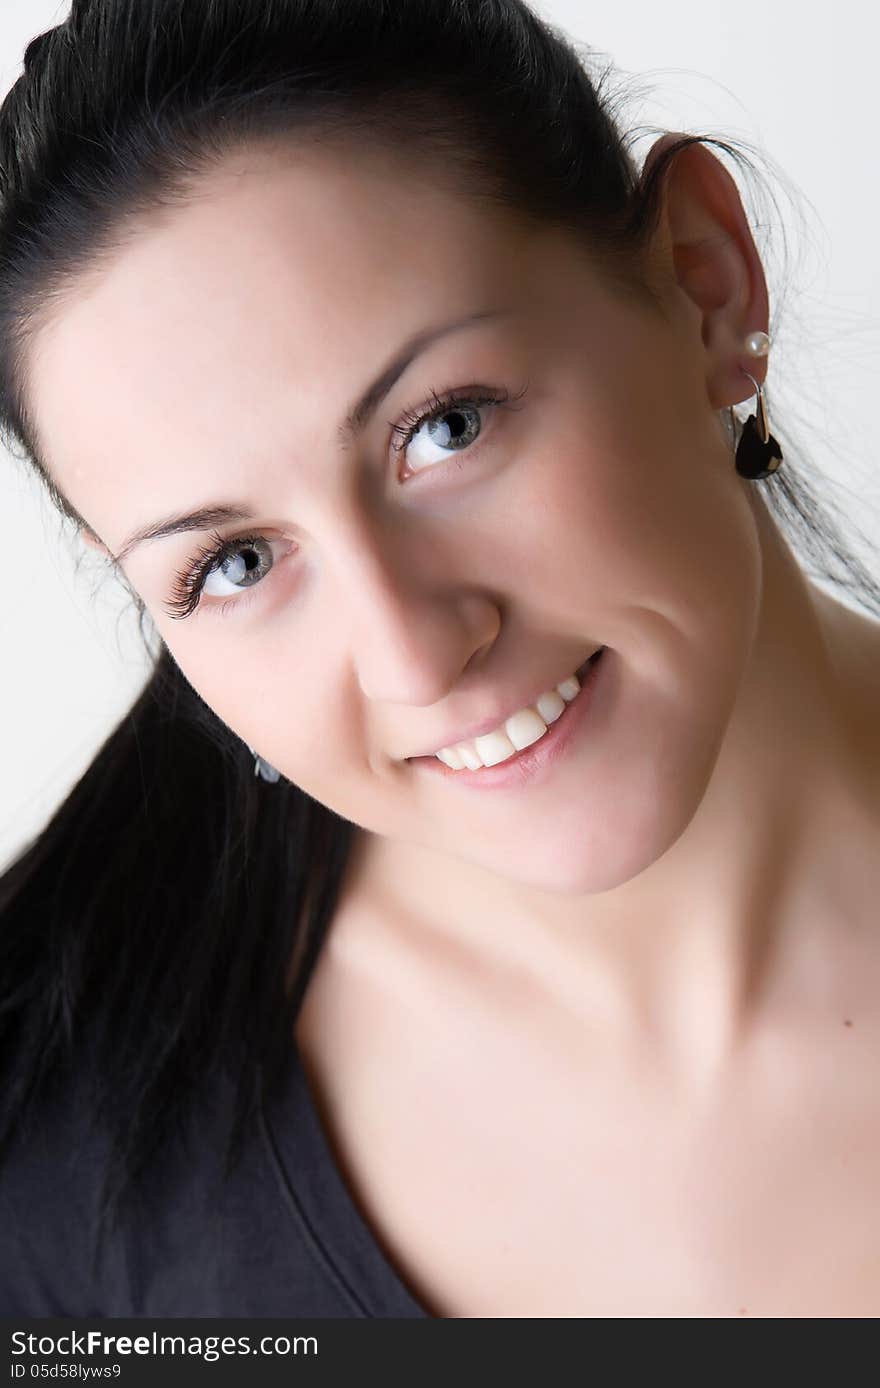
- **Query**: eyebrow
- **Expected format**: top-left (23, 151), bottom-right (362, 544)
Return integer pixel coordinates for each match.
top-left (113, 307), bottom-right (508, 565)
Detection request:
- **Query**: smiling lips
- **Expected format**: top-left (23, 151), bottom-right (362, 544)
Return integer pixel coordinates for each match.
top-left (406, 647), bottom-right (603, 766)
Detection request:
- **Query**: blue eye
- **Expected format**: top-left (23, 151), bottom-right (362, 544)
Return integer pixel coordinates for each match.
top-left (391, 383), bottom-right (527, 476)
top-left (164, 532), bottom-right (294, 621)
top-left (201, 535), bottom-right (273, 595)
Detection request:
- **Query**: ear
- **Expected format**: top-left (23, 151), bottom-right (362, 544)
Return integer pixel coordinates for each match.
top-left (640, 132), bottom-right (770, 412)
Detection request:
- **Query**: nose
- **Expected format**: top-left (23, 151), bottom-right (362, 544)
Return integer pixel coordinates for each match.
top-left (332, 519), bottom-right (499, 707)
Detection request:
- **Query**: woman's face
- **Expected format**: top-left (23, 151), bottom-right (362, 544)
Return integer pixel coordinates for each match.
top-left (29, 139), bottom-right (768, 894)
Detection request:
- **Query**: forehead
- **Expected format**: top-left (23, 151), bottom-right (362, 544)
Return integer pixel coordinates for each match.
top-left (24, 142), bottom-right (598, 563)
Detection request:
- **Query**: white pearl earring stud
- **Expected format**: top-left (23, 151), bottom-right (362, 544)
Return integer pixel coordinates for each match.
top-left (744, 330), bottom-right (770, 357)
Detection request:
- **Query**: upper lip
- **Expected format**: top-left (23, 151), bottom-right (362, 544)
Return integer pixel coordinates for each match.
top-left (403, 647), bottom-right (601, 759)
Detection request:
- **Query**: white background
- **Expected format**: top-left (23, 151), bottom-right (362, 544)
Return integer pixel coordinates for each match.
top-left (1, 0), bottom-right (878, 868)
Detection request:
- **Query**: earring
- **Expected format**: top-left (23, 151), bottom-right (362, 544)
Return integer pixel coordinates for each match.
top-left (246, 743), bottom-right (282, 783)
top-left (732, 330), bottom-right (784, 480)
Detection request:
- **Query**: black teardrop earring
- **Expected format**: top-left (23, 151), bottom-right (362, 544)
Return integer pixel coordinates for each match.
top-left (732, 330), bottom-right (784, 480)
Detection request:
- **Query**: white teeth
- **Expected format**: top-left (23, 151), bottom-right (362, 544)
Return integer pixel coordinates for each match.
top-left (536, 688), bottom-right (566, 724)
top-left (556, 674), bottom-right (581, 701)
top-left (434, 668), bottom-right (583, 771)
top-left (435, 747), bottom-right (467, 770)
top-left (457, 744), bottom-right (483, 771)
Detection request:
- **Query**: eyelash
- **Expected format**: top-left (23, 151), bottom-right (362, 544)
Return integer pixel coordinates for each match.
top-left (163, 381), bottom-right (528, 621)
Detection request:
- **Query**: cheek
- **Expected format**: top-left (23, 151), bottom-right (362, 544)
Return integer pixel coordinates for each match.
top-left (165, 641), bottom-right (263, 746)
top-left (151, 631), bottom-right (287, 756)
top-left (151, 606), bottom-right (368, 793)
top-left (514, 395), bottom-right (762, 682)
